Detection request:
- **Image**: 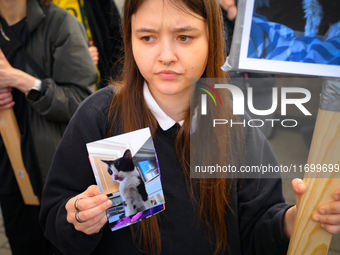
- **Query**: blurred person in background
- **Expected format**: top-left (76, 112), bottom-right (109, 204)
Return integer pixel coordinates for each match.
top-left (220, 0), bottom-right (237, 52)
top-left (52, 0), bottom-right (100, 87)
top-left (82, 0), bottom-right (123, 87)
top-left (53, 0), bottom-right (124, 89)
top-left (0, 0), bottom-right (97, 254)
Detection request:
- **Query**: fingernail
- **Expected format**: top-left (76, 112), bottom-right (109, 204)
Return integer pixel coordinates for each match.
top-left (321, 224), bottom-right (325, 228)
top-left (320, 209), bottom-right (326, 215)
top-left (313, 216), bottom-right (319, 222)
top-left (101, 195), bottom-right (107, 201)
top-left (335, 194), bottom-right (340, 200)
top-left (107, 200), bottom-right (112, 207)
top-left (297, 183), bottom-right (303, 192)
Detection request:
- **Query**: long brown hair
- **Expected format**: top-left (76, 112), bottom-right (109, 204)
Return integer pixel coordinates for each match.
top-left (108, 0), bottom-right (243, 254)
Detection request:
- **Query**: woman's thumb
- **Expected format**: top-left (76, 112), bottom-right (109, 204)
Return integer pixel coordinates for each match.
top-left (292, 178), bottom-right (307, 208)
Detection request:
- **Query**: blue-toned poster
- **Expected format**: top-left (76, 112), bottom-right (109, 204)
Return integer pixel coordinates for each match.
top-left (223, 0), bottom-right (340, 77)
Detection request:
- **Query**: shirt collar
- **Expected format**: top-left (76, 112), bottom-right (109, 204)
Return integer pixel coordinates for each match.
top-left (143, 82), bottom-right (184, 131)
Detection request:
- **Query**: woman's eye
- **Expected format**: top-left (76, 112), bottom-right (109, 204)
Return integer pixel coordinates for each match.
top-left (178, 35), bottom-right (191, 42)
top-left (142, 36), bottom-right (154, 42)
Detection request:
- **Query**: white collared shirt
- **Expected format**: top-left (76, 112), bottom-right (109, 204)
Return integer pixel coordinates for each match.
top-left (143, 82), bottom-right (184, 131)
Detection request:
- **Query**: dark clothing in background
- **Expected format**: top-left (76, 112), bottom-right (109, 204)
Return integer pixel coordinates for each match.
top-left (0, 16), bottom-right (42, 195)
top-left (0, 16), bottom-right (28, 69)
top-left (221, 7), bottom-right (235, 55)
top-left (84, 0), bottom-right (124, 87)
top-left (0, 0), bottom-right (96, 194)
top-left (40, 86), bottom-right (292, 255)
top-left (0, 0), bottom-right (97, 254)
top-left (0, 191), bottom-right (57, 254)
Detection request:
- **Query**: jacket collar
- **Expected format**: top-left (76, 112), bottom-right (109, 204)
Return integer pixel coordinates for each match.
top-left (27, 0), bottom-right (45, 33)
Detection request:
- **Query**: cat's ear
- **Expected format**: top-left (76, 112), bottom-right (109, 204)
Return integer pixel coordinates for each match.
top-left (101, 160), bottom-right (114, 165)
top-left (123, 149), bottom-right (132, 159)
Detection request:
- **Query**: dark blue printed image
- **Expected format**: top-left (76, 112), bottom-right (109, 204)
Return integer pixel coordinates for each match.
top-left (248, 0), bottom-right (340, 65)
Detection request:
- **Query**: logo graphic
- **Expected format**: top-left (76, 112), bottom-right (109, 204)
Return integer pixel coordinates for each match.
top-left (197, 82), bottom-right (222, 115)
top-left (200, 83), bottom-right (311, 117)
top-left (197, 80), bottom-right (312, 128)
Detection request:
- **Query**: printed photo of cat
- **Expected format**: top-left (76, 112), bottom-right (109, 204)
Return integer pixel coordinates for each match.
top-left (102, 149), bottom-right (152, 217)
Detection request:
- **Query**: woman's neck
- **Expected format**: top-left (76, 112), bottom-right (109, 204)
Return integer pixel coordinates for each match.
top-left (0, 0), bottom-right (27, 26)
top-left (151, 91), bottom-right (190, 123)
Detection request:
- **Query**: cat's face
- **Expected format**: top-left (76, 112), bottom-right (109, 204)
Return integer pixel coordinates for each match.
top-left (102, 149), bottom-right (135, 182)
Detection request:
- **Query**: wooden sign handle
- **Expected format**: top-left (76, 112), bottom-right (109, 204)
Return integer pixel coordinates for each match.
top-left (287, 109), bottom-right (340, 254)
top-left (0, 108), bottom-right (40, 205)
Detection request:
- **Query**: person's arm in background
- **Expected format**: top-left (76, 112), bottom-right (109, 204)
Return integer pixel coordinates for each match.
top-left (0, 8), bottom-right (97, 121)
top-left (0, 48), bottom-right (36, 95)
top-left (28, 10), bottom-right (97, 122)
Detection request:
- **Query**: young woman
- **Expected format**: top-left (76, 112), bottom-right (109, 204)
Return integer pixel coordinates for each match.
top-left (40, 0), bottom-right (340, 254)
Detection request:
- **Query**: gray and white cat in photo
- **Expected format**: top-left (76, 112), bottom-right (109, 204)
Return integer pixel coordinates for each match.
top-left (102, 149), bottom-right (152, 217)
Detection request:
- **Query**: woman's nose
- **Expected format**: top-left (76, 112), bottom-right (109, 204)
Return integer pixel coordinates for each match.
top-left (157, 39), bottom-right (178, 65)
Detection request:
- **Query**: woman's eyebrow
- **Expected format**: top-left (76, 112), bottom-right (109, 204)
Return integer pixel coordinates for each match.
top-left (170, 26), bottom-right (199, 32)
top-left (135, 28), bottom-right (158, 33)
top-left (135, 25), bottom-right (199, 33)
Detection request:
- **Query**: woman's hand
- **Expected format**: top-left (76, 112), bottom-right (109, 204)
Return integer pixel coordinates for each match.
top-left (283, 178), bottom-right (340, 239)
top-left (65, 185), bottom-right (113, 235)
top-left (88, 46), bottom-right (99, 65)
top-left (0, 88), bottom-right (15, 110)
top-left (0, 48), bottom-right (35, 93)
top-left (312, 188), bottom-right (340, 234)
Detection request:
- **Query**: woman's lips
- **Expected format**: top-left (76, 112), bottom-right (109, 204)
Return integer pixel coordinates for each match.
top-left (157, 70), bottom-right (180, 80)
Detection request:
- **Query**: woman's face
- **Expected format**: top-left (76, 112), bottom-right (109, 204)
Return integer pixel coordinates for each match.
top-left (131, 0), bottom-right (209, 103)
